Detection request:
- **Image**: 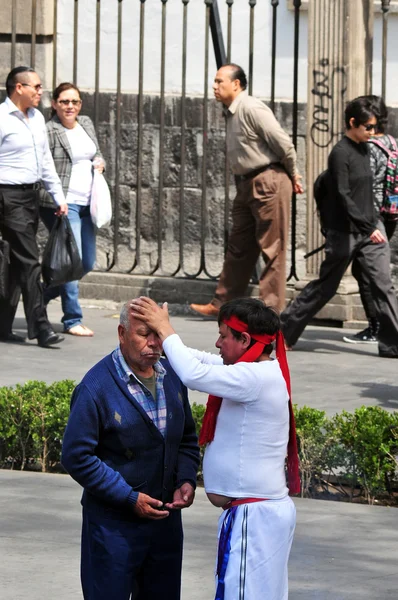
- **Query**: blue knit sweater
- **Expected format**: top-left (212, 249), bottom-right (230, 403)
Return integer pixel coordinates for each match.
top-left (61, 353), bottom-right (200, 520)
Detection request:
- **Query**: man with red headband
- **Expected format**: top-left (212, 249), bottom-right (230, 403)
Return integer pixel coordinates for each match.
top-left (131, 296), bottom-right (299, 600)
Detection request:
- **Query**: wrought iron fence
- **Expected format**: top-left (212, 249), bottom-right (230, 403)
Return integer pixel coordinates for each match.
top-left (5, 0), bottom-right (395, 280)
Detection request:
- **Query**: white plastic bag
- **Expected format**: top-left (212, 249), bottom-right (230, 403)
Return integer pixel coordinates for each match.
top-left (90, 171), bottom-right (112, 228)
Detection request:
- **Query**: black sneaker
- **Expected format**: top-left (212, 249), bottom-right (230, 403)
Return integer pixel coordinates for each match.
top-left (343, 327), bottom-right (378, 344)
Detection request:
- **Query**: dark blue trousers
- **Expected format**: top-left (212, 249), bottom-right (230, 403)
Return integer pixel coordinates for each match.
top-left (81, 508), bottom-right (183, 600)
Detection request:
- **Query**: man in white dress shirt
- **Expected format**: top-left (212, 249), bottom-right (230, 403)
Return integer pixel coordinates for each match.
top-left (0, 66), bottom-right (67, 347)
top-left (131, 296), bottom-right (300, 600)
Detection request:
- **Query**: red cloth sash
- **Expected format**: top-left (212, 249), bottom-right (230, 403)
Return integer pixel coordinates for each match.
top-left (222, 497), bottom-right (268, 510)
top-left (198, 314), bottom-right (301, 495)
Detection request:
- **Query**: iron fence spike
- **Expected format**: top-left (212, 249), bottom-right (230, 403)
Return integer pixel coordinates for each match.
top-left (381, 0), bottom-right (391, 13)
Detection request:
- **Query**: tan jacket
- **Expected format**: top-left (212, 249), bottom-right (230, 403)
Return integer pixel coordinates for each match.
top-left (226, 91), bottom-right (298, 178)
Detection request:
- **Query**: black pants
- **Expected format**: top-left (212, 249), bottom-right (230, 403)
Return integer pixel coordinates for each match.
top-left (0, 186), bottom-right (50, 339)
top-left (352, 216), bottom-right (397, 321)
top-left (281, 222), bottom-right (398, 357)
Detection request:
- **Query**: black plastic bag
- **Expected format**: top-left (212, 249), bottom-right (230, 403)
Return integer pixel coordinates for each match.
top-left (0, 239), bottom-right (10, 300)
top-left (42, 215), bottom-right (85, 288)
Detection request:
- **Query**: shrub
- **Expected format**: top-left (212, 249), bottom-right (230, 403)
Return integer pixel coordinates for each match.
top-left (331, 406), bottom-right (398, 504)
top-left (191, 402), bottom-right (205, 479)
top-left (0, 380), bottom-right (397, 506)
top-left (0, 380), bottom-right (75, 472)
top-left (294, 405), bottom-right (331, 497)
top-left (0, 384), bottom-right (37, 470)
top-left (190, 402), bottom-right (205, 438)
top-left (30, 380), bottom-right (75, 471)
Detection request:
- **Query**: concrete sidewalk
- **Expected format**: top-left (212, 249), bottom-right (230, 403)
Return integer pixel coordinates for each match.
top-left (1, 299), bottom-right (396, 415)
top-left (0, 300), bottom-right (397, 599)
top-left (0, 470), bottom-right (397, 600)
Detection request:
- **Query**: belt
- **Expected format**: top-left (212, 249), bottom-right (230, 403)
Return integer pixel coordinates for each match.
top-left (0, 182), bottom-right (41, 190)
top-left (235, 164), bottom-right (276, 183)
top-left (223, 497), bottom-right (268, 510)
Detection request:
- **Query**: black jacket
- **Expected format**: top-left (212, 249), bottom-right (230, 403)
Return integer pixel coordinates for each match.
top-left (324, 136), bottom-right (377, 235)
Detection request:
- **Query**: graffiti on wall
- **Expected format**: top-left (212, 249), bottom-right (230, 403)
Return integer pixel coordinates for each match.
top-left (310, 58), bottom-right (346, 148)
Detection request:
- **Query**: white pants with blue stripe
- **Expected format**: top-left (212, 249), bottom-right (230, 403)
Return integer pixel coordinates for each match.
top-left (216, 497), bottom-right (296, 600)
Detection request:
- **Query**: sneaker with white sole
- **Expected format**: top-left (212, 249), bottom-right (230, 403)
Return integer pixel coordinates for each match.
top-left (343, 327), bottom-right (378, 344)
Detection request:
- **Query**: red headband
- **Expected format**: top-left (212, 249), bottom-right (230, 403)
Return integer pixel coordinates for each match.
top-left (198, 314), bottom-right (300, 495)
top-left (223, 314), bottom-right (278, 366)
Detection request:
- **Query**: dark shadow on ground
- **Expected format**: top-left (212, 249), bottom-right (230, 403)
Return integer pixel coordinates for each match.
top-left (293, 329), bottom-right (378, 358)
top-left (351, 382), bottom-right (398, 410)
top-left (12, 317), bottom-right (64, 334)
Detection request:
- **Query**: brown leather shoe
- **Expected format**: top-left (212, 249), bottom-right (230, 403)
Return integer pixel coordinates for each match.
top-left (190, 302), bottom-right (220, 318)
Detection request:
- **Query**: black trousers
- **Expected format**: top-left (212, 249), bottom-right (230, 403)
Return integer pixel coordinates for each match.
top-left (351, 216), bottom-right (397, 322)
top-left (281, 222), bottom-right (398, 357)
top-left (0, 186), bottom-right (50, 339)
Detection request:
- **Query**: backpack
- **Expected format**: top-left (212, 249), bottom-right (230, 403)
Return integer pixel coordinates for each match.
top-left (304, 170), bottom-right (330, 259)
top-left (313, 169), bottom-right (330, 236)
top-left (368, 135), bottom-right (398, 216)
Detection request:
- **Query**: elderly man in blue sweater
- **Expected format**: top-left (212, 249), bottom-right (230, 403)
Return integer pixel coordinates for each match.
top-left (61, 300), bottom-right (200, 600)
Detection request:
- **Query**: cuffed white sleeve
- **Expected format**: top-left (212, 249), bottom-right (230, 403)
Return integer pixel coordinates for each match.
top-left (162, 334), bottom-right (262, 402)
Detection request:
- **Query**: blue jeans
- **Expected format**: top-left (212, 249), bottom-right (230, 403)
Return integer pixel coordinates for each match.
top-left (40, 204), bottom-right (96, 331)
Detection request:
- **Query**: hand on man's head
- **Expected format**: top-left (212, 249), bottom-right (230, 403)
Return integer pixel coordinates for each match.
top-left (129, 297), bottom-right (175, 342)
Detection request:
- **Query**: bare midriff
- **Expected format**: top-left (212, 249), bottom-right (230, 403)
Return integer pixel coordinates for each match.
top-left (206, 492), bottom-right (234, 507)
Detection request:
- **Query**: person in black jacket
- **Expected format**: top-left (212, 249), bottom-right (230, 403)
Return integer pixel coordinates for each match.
top-left (61, 299), bottom-right (200, 600)
top-left (280, 96), bottom-right (398, 358)
top-left (343, 96), bottom-right (397, 344)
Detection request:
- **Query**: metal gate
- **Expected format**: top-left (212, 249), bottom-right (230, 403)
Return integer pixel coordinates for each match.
top-left (4, 0), bottom-right (395, 280)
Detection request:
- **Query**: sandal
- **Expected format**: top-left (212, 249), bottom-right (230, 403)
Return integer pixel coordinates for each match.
top-left (65, 324), bottom-right (94, 337)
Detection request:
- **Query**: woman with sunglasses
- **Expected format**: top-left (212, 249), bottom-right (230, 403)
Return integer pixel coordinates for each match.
top-left (343, 96), bottom-right (397, 344)
top-left (40, 82), bottom-right (105, 337)
top-left (281, 96), bottom-right (398, 358)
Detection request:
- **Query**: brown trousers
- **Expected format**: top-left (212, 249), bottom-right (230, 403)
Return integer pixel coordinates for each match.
top-left (214, 165), bottom-right (292, 313)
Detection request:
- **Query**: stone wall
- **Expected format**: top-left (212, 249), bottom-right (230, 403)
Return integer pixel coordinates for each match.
top-left (0, 0), bottom-right (53, 90)
top-left (62, 91), bottom-right (397, 285)
top-left (1, 86), bottom-right (396, 286)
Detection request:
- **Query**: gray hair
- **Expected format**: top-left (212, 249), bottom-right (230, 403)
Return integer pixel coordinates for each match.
top-left (119, 301), bottom-right (132, 330)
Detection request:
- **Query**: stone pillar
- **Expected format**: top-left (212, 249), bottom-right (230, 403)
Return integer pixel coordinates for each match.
top-left (0, 0), bottom-right (54, 90)
top-left (306, 0), bottom-right (373, 275)
top-left (345, 0), bottom-right (374, 102)
top-left (302, 0), bottom-right (373, 325)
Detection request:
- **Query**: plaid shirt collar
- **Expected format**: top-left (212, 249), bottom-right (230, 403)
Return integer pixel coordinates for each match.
top-left (112, 346), bottom-right (168, 435)
top-left (114, 346), bottom-right (166, 383)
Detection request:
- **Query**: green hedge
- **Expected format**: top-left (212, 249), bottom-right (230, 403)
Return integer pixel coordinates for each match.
top-left (0, 381), bottom-right (397, 505)
top-left (0, 380), bottom-right (75, 472)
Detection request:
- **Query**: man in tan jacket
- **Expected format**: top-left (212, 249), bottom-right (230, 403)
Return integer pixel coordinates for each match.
top-left (191, 64), bottom-right (303, 317)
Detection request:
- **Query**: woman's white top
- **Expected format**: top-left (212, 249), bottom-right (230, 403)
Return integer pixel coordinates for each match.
top-left (162, 334), bottom-right (290, 500)
top-left (64, 123), bottom-right (96, 206)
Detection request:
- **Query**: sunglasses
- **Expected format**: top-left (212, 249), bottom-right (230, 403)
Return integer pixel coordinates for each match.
top-left (21, 83), bottom-right (43, 91)
top-left (58, 99), bottom-right (82, 106)
top-left (363, 124), bottom-right (377, 132)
